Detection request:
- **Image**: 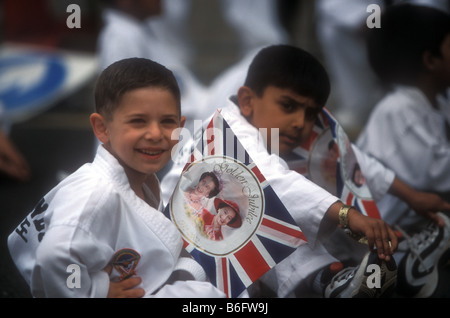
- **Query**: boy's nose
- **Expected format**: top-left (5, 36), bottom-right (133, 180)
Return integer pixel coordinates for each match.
top-left (293, 110), bottom-right (306, 129)
top-left (145, 122), bottom-right (163, 141)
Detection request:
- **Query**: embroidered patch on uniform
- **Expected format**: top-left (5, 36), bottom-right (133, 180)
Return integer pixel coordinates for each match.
top-left (111, 248), bottom-right (140, 280)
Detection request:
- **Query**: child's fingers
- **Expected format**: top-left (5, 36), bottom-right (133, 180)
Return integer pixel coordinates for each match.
top-left (373, 236), bottom-right (387, 260)
top-left (426, 211), bottom-right (445, 227)
top-left (372, 223), bottom-right (396, 260)
top-left (120, 277), bottom-right (144, 298)
top-left (124, 287), bottom-right (145, 298)
top-left (364, 227), bottom-right (376, 252)
top-left (120, 276), bottom-right (143, 290)
top-left (108, 276), bottom-right (145, 298)
top-left (104, 264), bottom-right (113, 275)
top-left (387, 225), bottom-right (398, 252)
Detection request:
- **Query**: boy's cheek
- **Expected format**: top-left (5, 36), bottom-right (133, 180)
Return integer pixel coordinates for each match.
top-left (300, 124), bottom-right (316, 143)
top-left (167, 128), bottom-right (185, 148)
top-left (279, 144), bottom-right (296, 157)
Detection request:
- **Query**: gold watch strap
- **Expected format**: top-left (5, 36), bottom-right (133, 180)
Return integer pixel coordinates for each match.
top-left (338, 205), bottom-right (352, 229)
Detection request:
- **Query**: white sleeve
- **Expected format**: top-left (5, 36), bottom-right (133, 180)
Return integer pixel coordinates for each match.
top-left (351, 144), bottom-right (395, 202)
top-left (357, 94), bottom-right (450, 192)
top-left (33, 224), bottom-right (111, 298)
top-left (254, 154), bottom-right (339, 246)
top-left (149, 255), bottom-right (226, 298)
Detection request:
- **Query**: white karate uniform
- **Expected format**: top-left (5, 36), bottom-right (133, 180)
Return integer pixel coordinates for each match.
top-left (314, 0), bottom-right (449, 131)
top-left (8, 145), bottom-right (225, 298)
top-left (97, 5), bottom-right (190, 72)
top-left (357, 85), bottom-right (450, 232)
top-left (314, 0), bottom-right (386, 130)
top-left (97, 7), bottom-right (207, 130)
top-left (219, 0), bottom-right (289, 57)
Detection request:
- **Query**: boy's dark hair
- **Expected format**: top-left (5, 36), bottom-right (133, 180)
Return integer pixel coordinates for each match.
top-left (366, 4), bottom-right (450, 86)
top-left (244, 45), bottom-right (330, 107)
top-left (94, 58), bottom-right (181, 119)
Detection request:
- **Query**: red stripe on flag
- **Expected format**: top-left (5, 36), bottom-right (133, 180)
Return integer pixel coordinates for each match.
top-left (261, 217), bottom-right (307, 241)
top-left (361, 200), bottom-right (381, 219)
top-left (233, 241), bottom-right (271, 282)
top-left (206, 117), bottom-right (215, 156)
top-left (346, 192), bottom-right (354, 206)
top-left (182, 239), bottom-right (189, 249)
top-left (251, 166), bottom-right (266, 183)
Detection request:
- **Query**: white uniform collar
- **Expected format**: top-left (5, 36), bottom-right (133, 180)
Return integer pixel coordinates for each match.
top-left (94, 145), bottom-right (130, 188)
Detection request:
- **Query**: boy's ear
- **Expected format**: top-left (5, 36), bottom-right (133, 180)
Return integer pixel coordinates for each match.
top-left (90, 113), bottom-right (109, 144)
top-left (180, 115), bottom-right (186, 128)
top-left (170, 116), bottom-right (187, 143)
top-left (423, 50), bottom-right (440, 72)
top-left (237, 86), bottom-right (255, 118)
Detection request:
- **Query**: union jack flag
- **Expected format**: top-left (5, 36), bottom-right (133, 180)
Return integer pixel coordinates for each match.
top-left (164, 110), bottom-right (307, 297)
top-left (287, 107), bottom-right (381, 219)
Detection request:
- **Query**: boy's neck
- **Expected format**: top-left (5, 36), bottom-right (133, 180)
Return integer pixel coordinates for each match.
top-left (118, 162), bottom-right (151, 203)
top-left (126, 170), bottom-right (148, 201)
top-left (418, 75), bottom-right (445, 109)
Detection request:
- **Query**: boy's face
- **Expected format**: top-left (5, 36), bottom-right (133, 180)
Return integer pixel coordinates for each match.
top-left (95, 87), bottom-right (185, 179)
top-left (238, 85), bottom-right (321, 156)
top-left (434, 34), bottom-right (450, 91)
top-left (126, 0), bottom-right (162, 20)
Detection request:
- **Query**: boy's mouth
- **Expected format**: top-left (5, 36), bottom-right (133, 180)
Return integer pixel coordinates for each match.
top-left (137, 148), bottom-right (165, 158)
top-left (280, 133), bottom-right (301, 145)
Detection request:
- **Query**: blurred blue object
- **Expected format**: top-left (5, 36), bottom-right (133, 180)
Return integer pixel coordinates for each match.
top-left (0, 44), bottom-right (97, 125)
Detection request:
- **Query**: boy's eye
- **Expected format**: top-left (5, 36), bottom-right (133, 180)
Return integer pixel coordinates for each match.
top-left (130, 118), bottom-right (145, 124)
top-left (305, 108), bottom-right (320, 122)
top-left (280, 102), bottom-right (296, 112)
top-left (161, 118), bottom-right (178, 125)
top-left (305, 107), bottom-right (322, 121)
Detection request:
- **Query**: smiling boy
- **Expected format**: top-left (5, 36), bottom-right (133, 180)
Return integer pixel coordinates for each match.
top-left (8, 58), bottom-right (225, 298)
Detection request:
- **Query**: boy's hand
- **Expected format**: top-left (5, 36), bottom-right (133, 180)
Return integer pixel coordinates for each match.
top-left (389, 177), bottom-right (450, 227)
top-left (406, 191), bottom-right (450, 227)
top-left (104, 265), bottom-right (145, 298)
top-left (347, 208), bottom-right (398, 261)
top-left (0, 130), bottom-right (30, 182)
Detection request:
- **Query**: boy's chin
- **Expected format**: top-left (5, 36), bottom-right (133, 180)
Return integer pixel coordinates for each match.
top-left (277, 145), bottom-right (296, 157)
